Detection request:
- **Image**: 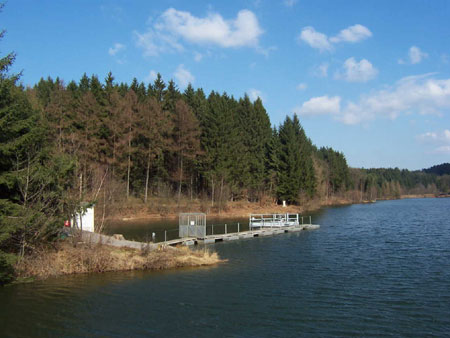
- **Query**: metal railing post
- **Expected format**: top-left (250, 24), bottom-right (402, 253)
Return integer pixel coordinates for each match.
top-left (301, 217), bottom-right (304, 225)
top-left (309, 216), bottom-right (312, 224)
top-left (225, 224), bottom-right (227, 234)
top-left (165, 230), bottom-right (167, 242)
top-left (212, 224), bottom-right (214, 235)
top-left (238, 222), bottom-right (240, 233)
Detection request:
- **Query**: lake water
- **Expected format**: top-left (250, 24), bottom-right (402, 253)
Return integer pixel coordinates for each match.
top-left (1, 198), bottom-right (450, 337)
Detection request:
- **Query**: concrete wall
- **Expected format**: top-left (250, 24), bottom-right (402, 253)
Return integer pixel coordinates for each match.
top-left (65, 229), bottom-right (159, 251)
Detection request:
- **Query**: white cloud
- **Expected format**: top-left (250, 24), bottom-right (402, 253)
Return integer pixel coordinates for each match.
top-left (299, 26), bottom-right (332, 52)
top-left (194, 51), bottom-right (203, 62)
top-left (108, 43), bottom-right (125, 56)
top-left (160, 8), bottom-right (263, 47)
top-left (294, 95), bottom-right (341, 116)
top-left (340, 75), bottom-right (450, 124)
top-left (255, 45), bottom-right (277, 57)
top-left (299, 24), bottom-right (371, 51)
top-left (174, 64), bottom-right (194, 88)
top-left (294, 74), bottom-right (450, 125)
top-left (445, 129), bottom-right (450, 141)
top-left (409, 46), bottom-right (428, 64)
top-left (247, 88), bottom-right (264, 102)
top-left (314, 62), bottom-right (329, 77)
top-left (330, 24), bottom-right (372, 43)
top-left (418, 129), bottom-right (450, 143)
top-left (145, 70), bottom-right (158, 83)
top-left (435, 146), bottom-right (450, 154)
top-left (418, 131), bottom-right (438, 142)
top-left (296, 83), bottom-right (307, 91)
top-left (418, 129), bottom-right (450, 154)
top-left (399, 46), bottom-right (428, 65)
top-left (135, 8), bottom-right (264, 56)
top-left (101, 5), bottom-right (125, 23)
top-left (134, 30), bottom-right (184, 57)
top-left (335, 57), bottom-right (378, 82)
top-left (284, 0), bottom-right (298, 7)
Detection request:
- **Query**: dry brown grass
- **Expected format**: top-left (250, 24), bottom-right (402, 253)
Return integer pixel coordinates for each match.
top-left (15, 242), bottom-right (222, 280)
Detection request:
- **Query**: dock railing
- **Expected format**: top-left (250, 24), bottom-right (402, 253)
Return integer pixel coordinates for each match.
top-left (249, 213), bottom-right (305, 229)
top-left (131, 222), bottom-right (246, 244)
top-left (123, 215), bottom-right (313, 244)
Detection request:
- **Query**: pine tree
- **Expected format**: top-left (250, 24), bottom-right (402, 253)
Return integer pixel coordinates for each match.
top-left (266, 127), bottom-right (281, 198)
top-left (277, 114), bottom-right (316, 203)
top-left (152, 73), bottom-right (166, 103)
top-left (172, 100), bottom-right (201, 202)
top-left (136, 97), bottom-right (171, 202)
top-left (0, 23), bottom-right (75, 283)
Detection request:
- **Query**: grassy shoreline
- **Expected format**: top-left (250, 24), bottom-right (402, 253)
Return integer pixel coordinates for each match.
top-left (14, 241), bottom-right (222, 282)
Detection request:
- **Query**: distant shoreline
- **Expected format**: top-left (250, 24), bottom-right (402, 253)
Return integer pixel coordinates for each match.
top-left (107, 194), bottom-right (442, 223)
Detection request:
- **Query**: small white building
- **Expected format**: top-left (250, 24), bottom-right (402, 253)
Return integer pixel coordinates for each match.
top-left (72, 205), bottom-right (95, 232)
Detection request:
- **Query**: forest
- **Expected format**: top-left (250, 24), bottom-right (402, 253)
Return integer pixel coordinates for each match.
top-left (1, 37), bottom-right (450, 284)
top-left (24, 73), bottom-right (449, 206)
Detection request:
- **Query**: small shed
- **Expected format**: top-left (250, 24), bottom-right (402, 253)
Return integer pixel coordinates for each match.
top-left (179, 213), bottom-right (206, 238)
top-left (72, 204), bottom-right (95, 232)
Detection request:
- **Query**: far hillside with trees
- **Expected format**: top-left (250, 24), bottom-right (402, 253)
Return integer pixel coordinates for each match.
top-left (423, 163), bottom-right (450, 176)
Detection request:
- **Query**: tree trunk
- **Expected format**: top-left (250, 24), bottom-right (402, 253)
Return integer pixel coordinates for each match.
top-left (219, 177), bottom-right (224, 212)
top-left (79, 173), bottom-right (83, 200)
top-left (211, 177), bottom-right (214, 207)
top-left (23, 154), bottom-right (30, 207)
top-left (178, 156), bottom-right (183, 202)
top-left (190, 174), bottom-right (193, 201)
top-left (145, 152), bottom-right (150, 203)
top-left (127, 153), bottom-right (131, 200)
top-left (112, 134), bottom-right (116, 178)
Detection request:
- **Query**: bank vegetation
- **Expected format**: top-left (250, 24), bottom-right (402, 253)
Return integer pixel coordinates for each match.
top-left (15, 241), bottom-right (221, 281)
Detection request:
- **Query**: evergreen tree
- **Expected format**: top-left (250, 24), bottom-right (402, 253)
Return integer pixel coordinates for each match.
top-left (172, 100), bottom-right (201, 201)
top-left (163, 80), bottom-right (180, 114)
top-left (277, 114), bottom-right (315, 203)
top-left (266, 127), bottom-right (281, 198)
top-left (0, 27), bottom-right (75, 284)
top-left (136, 97), bottom-right (171, 202)
top-left (152, 73), bottom-right (166, 103)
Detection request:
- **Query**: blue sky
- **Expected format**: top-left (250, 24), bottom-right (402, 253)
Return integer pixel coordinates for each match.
top-left (3, 0), bottom-right (450, 170)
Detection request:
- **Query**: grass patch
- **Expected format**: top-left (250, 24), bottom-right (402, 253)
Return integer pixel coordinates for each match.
top-left (15, 242), bottom-right (222, 280)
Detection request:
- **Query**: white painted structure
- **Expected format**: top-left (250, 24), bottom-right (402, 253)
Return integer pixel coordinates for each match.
top-left (249, 213), bottom-right (300, 229)
top-left (72, 206), bottom-right (95, 232)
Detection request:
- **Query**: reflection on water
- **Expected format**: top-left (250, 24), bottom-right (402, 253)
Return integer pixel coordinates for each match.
top-left (105, 216), bottom-right (251, 242)
top-left (1, 198), bottom-right (450, 337)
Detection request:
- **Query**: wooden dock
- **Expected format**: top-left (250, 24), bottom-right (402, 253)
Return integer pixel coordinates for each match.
top-left (71, 222), bottom-right (320, 251)
top-left (163, 224), bottom-right (320, 247)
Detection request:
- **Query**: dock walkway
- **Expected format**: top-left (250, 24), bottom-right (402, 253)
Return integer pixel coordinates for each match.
top-left (72, 223), bottom-right (320, 250)
top-left (163, 223), bottom-right (320, 247)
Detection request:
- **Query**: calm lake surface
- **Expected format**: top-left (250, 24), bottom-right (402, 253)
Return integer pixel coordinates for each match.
top-left (1, 198), bottom-right (450, 337)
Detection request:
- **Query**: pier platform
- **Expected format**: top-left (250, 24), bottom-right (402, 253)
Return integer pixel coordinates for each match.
top-left (164, 223), bottom-right (320, 247)
top-left (71, 219), bottom-right (320, 251)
